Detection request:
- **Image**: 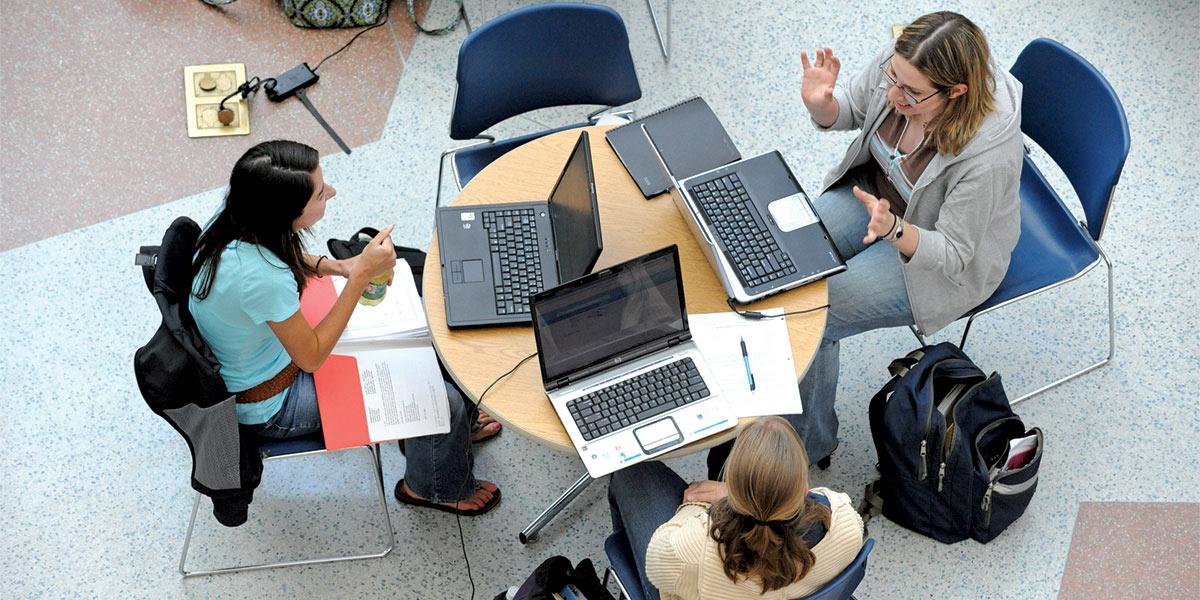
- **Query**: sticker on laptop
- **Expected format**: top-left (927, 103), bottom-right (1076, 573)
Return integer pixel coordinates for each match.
top-left (460, 212), bottom-right (475, 221)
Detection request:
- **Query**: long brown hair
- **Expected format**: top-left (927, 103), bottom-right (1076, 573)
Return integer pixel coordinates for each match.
top-left (192, 140), bottom-right (320, 299)
top-left (709, 417), bottom-right (831, 592)
top-left (895, 11), bottom-right (996, 156)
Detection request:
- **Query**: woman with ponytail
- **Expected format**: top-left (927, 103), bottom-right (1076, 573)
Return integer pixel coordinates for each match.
top-left (190, 140), bottom-right (501, 515)
top-left (608, 417), bottom-right (863, 599)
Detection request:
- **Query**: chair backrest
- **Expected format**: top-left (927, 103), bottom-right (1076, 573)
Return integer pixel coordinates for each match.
top-left (798, 538), bottom-right (875, 600)
top-left (449, 3), bottom-right (641, 140)
top-left (1010, 38), bottom-right (1130, 241)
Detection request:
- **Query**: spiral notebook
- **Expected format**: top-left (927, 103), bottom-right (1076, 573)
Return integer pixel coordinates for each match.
top-left (605, 97), bottom-right (741, 197)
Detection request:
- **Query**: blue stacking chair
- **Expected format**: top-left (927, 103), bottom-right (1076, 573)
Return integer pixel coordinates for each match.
top-left (602, 532), bottom-right (874, 600)
top-left (178, 435), bottom-right (395, 577)
top-left (912, 39), bottom-right (1130, 405)
top-left (435, 3), bottom-right (642, 205)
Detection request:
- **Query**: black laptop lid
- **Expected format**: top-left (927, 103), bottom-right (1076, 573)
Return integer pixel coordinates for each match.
top-left (532, 246), bottom-right (688, 388)
top-left (548, 132), bottom-right (603, 282)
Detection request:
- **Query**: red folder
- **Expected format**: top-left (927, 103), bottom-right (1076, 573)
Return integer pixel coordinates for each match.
top-left (299, 277), bottom-right (371, 450)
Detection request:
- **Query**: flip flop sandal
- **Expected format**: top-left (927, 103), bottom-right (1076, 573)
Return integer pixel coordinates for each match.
top-left (471, 419), bottom-right (502, 444)
top-left (393, 479), bottom-right (502, 516)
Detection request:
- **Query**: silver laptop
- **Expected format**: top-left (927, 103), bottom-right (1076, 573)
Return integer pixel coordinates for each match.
top-left (641, 124), bottom-right (846, 304)
top-left (530, 245), bottom-right (736, 478)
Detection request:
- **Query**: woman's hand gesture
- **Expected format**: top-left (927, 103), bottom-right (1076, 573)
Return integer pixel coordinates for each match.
top-left (350, 224), bottom-right (397, 282)
top-left (852, 186), bottom-right (896, 244)
top-left (800, 47), bottom-right (841, 117)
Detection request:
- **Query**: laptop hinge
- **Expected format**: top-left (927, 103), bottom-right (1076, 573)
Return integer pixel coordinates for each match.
top-left (668, 333), bottom-right (690, 346)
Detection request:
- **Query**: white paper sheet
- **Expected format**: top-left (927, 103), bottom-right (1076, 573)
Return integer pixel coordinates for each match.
top-left (689, 309), bottom-right (804, 417)
top-left (331, 259), bottom-right (429, 342)
top-left (346, 345), bottom-right (450, 442)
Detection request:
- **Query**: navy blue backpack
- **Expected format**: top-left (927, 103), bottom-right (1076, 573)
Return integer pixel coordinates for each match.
top-left (864, 342), bottom-right (1044, 544)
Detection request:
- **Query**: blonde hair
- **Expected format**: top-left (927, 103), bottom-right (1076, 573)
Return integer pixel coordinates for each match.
top-left (896, 12), bottom-right (996, 156)
top-left (708, 417), bottom-right (831, 592)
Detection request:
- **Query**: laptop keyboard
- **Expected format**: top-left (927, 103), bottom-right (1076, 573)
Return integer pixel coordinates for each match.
top-left (690, 173), bottom-right (797, 289)
top-left (482, 208), bottom-right (544, 315)
top-left (567, 358), bottom-right (710, 442)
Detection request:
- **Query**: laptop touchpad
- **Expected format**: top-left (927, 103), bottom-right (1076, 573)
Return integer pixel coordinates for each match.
top-left (634, 417), bottom-right (682, 454)
top-left (462, 259), bottom-right (485, 283)
top-left (768, 194), bottom-right (818, 232)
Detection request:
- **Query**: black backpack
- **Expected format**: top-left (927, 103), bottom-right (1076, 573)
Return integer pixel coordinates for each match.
top-left (864, 342), bottom-right (1043, 544)
top-left (134, 216), bottom-right (263, 527)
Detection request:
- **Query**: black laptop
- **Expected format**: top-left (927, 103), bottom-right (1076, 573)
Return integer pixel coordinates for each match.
top-left (436, 131), bottom-right (603, 327)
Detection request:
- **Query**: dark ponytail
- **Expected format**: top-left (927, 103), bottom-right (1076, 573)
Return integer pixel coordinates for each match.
top-left (192, 140), bottom-right (320, 299)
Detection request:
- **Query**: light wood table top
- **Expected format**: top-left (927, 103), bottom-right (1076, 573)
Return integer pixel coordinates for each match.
top-left (424, 126), bottom-right (828, 454)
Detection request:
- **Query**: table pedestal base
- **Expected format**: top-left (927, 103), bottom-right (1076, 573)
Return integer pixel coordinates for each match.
top-left (519, 473), bottom-right (594, 544)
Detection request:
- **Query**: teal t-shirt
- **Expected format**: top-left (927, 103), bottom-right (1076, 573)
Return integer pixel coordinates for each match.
top-left (190, 242), bottom-right (301, 425)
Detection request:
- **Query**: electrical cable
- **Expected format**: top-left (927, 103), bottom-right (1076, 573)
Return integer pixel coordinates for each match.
top-left (726, 297), bottom-right (830, 320)
top-left (407, 0), bottom-right (465, 36)
top-left (453, 351), bottom-right (538, 600)
top-left (312, 11), bottom-right (390, 72)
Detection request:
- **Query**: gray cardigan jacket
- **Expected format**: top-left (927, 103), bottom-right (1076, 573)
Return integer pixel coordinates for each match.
top-left (814, 45), bottom-right (1024, 334)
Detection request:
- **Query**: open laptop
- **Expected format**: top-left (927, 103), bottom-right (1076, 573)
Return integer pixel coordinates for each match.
top-left (530, 245), bottom-right (736, 478)
top-left (437, 131), bottom-right (602, 327)
top-left (641, 124), bottom-right (846, 304)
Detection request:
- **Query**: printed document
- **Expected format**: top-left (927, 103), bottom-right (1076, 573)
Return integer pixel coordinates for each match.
top-left (689, 309), bottom-right (803, 416)
top-left (347, 345), bottom-right (450, 441)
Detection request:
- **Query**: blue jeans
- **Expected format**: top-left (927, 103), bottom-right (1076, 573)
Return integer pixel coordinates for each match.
top-left (258, 372), bottom-right (479, 503)
top-left (786, 173), bottom-right (915, 463)
top-left (608, 462), bottom-right (689, 600)
top-left (255, 371), bottom-right (322, 439)
top-left (402, 383), bottom-right (480, 503)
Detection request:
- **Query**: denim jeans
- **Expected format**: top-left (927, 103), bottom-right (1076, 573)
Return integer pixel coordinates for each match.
top-left (786, 173), bottom-right (915, 463)
top-left (608, 461), bottom-right (689, 600)
top-left (255, 371), bottom-right (322, 439)
top-left (402, 383), bottom-right (479, 503)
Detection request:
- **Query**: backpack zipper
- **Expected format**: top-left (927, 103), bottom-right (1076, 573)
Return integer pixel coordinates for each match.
top-left (980, 481), bottom-right (995, 528)
top-left (937, 463), bottom-right (946, 492)
top-left (917, 440), bottom-right (928, 480)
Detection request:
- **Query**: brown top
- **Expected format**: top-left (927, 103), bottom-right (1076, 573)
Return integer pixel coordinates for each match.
top-left (423, 126), bottom-right (830, 453)
top-left (868, 110), bottom-right (937, 217)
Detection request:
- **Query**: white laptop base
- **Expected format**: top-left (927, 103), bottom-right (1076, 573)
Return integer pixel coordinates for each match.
top-left (549, 343), bottom-right (735, 478)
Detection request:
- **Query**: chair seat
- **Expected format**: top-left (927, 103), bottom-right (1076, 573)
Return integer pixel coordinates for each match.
top-left (968, 156), bottom-right (1100, 315)
top-left (604, 532), bottom-right (646, 600)
top-left (257, 433), bottom-right (326, 458)
top-left (452, 121), bottom-right (589, 189)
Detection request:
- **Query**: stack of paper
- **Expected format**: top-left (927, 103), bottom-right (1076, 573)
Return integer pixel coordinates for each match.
top-left (330, 259), bottom-right (429, 343)
top-left (689, 309), bottom-right (804, 417)
top-left (299, 260), bottom-right (450, 450)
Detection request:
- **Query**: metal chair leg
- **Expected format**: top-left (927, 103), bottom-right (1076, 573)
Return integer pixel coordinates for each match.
top-left (179, 445), bottom-right (396, 577)
top-left (603, 565), bottom-right (635, 600)
top-left (958, 248), bottom-right (1114, 406)
top-left (645, 0), bottom-right (671, 62)
top-left (519, 473), bottom-right (594, 544)
top-left (908, 325), bottom-right (927, 346)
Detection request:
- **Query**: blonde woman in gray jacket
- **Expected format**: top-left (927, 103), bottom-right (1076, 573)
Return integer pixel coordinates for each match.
top-left (781, 12), bottom-right (1023, 468)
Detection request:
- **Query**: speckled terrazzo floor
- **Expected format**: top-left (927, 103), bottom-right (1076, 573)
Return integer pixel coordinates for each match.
top-left (1, 1), bottom-right (1197, 599)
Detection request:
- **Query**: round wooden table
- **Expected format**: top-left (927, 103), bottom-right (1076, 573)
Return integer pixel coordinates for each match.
top-left (424, 125), bottom-right (829, 454)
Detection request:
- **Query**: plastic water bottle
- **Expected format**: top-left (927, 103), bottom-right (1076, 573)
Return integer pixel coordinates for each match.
top-left (359, 268), bottom-right (392, 306)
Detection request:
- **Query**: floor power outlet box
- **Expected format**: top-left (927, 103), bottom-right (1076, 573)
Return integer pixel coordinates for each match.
top-left (183, 63), bottom-right (250, 138)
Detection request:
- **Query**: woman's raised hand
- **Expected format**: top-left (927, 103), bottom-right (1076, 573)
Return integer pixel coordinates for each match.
top-left (351, 224), bottom-right (397, 281)
top-left (852, 186), bottom-right (896, 244)
top-left (800, 47), bottom-right (841, 116)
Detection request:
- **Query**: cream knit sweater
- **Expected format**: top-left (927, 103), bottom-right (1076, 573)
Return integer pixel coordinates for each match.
top-left (645, 487), bottom-right (865, 600)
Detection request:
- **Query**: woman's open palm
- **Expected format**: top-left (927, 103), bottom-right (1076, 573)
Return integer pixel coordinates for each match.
top-left (800, 47), bottom-right (841, 109)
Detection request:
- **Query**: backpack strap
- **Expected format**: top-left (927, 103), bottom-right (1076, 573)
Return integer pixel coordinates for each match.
top-left (858, 479), bottom-right (886, 536)
top-left (888, 348), bottom-right (927, 378)
top-left (135, 245), bottom-right (159, 293)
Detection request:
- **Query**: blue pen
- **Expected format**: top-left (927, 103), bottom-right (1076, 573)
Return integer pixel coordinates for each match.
top-left (740, 336), bottom-right (756, 391)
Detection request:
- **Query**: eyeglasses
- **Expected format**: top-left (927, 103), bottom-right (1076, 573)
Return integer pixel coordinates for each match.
top-left (879, 54), bottom-right (946, 105)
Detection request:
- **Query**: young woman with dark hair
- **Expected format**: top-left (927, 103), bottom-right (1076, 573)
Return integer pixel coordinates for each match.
top-left (607, 417), bottom-right (863, 599)
top-left (190, 140), bottom-right (501, 515)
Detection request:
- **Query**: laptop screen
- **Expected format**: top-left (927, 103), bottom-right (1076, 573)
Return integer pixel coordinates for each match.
top-left (547, 132), bottom-right (602, 282)
top-left (531, 246), bottom-right (687, 386)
